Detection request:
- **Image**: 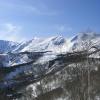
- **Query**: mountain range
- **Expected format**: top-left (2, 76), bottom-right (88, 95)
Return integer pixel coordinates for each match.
top-left (0, 32), bottom-right (100, 67)
top-left (0, 32), bottom-right (100, 53)
top-left (1, 32), bottom-right (100, 99)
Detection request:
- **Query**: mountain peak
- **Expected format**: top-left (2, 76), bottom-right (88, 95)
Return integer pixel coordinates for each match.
top-left (47, 35), bottom-right (65, 45)
top-left (71, 32), bottom-right (100, 42)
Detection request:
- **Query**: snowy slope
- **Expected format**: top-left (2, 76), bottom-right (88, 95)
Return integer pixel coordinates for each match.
top-left (13, 37), bottom-right (43, 52)
top-left (0, 40), bottom-right (19, 53)
top-left (20, 36), bottom-right (67, 53)
top-left (1, 32), bottom-right (100, 98)
top-left (0, 32), bottom-right (100, 67)
top-left (15, 33), bottom-right (100, 53)
top-left (70, 32), bottom-right (100, 51)
top-left (1, 33), bottom-right (100, 54)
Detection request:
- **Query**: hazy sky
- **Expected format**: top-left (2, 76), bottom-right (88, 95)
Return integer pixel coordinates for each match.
top-left (0, 0), bottom-right (100, 41)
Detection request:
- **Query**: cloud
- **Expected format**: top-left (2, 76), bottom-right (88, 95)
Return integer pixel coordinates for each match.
top-left (55, 25), bottom-right (72, 33)
top-left (22, 4), bottom-right (57, 16)
top-left (0, 0), bottom-right (58, 16)
top-left (0, 23), bottom-right (26, 42)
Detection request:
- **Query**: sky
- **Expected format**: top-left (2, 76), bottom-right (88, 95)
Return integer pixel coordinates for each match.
top-left (0, 0), bottom-right (100, 41)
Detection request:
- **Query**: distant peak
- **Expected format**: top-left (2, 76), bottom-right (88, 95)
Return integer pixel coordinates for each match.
top-left (71, 32), bottom-right (100, 42)
top-left (49, 36), bottom-right (65, 45)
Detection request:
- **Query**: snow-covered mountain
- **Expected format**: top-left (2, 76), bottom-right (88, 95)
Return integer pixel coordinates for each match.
top-left (20, 36), bottom-right (68, 53)
top-left (70, 32), bottom-right (100, 51)
top-left (0, 32), bottom-right (100, 67)
top-left (0, 40), bottom-right (19, 53)
top-left (15, 33), bottom-right (100, 53)
top-left (1, 32), bottom-right (100, 100)
top-left (0, 32), bottom-right (100, 54)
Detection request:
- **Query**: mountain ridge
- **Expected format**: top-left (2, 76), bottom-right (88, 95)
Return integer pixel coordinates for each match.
top-left (0, 32), bottom-right (100, 53)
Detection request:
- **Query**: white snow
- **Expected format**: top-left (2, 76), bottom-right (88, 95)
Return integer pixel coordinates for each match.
top-left (0, 33), bottom-right (100, 67)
